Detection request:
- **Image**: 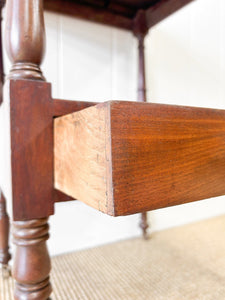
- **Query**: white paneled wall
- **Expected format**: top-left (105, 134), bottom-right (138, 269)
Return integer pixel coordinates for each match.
top-left (147, 0), bottom-right (225, 109)
top-left (42, 13), bottom-right (138, 102)
top-left (2, 0), bottom-right (225, 256)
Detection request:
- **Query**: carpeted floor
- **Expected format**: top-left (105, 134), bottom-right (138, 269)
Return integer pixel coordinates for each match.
top-left (1, 215), bottom-right (225, 299)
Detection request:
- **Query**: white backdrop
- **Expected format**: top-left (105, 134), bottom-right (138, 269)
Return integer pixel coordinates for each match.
top-left (2, 0), bottom-right (225, 256)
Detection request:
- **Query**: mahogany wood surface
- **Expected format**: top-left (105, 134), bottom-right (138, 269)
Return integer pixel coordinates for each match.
top-left (55, 101), bottom-right (225, 216)
top-left (9, 80), bottom-right (54, 220)
top-left (12, 218), bottom-right (52, 300)
top-left (5, 1), bottom-right (53, 299)
top-left (145, 0), bottom-right (195, 28)
top-left (44, 0), bottom-right (133, 31)
top-left (4, 80), bottom-right (97, 220)
top-left (44, 0), bottom-right (195, 31)
top-left (5, 0), bottom-right (46, 81)
top-left (53, 98), bottom-right (97, 117)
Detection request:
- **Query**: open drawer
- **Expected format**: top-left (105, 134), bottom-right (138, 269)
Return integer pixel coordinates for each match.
top-left (54, 101), bottom-right (225, 216)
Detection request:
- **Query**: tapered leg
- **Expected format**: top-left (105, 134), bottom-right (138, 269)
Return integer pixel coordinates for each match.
top-left (139, 212), bottom-right (149, 240)
top-left (13, 218), bottom-right (52, 300)
top-left (134, 11), bottom-right (150, 239)
top-left (0, 191), bottom-right (11, 277)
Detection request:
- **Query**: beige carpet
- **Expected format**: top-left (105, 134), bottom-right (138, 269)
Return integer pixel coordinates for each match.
top-left (1, 215), bottom-right (225, 300)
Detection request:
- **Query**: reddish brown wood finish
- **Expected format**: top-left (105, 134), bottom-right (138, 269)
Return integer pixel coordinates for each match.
top-left (44, 0), bottom-right (195, 31)
top-left (4, 0), bottom-right (98, 215)
top-left (145, 0), bottom-right (195, 29)
top-left (133, 9), bottom-right (148, 40)
top-left (0, 190), bottom-right (11, 267)
top-left (2, 0), bottom-right (201, 298)
top-left (4, 0), bottom-right (97, 218)
top-left (6, 81), bottom-right (95, 299)
top-left (54, 189), bottom-right (74, 202)
top-left (5, 0), bottom-right (46, 80)
top-left (5, 1), bottom-right (53, 299)
top-left (7, 80), bottom-right (97, 220)
top-left (53, 99), bottom-right (97, 117)
top-left (13, 218), bottom-right (52, 300)
top-left (44, 0), bottom-right (133, 31)
top-left (55, 101), bottom-right (225, 216)
top-left (9, 80), bottom-right (54, 220)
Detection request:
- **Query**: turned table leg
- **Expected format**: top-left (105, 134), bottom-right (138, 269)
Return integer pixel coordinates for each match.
top-left (13, 219), bottom-right (52, 300)
top-left (140, 212), bottom-right (149, 240)
top-left (4, 1), bottom-right (52, 299)
top-left (138, 34), bottom-right (150, 239)
top-left (134, 11), bottom-right (150, 239)
top-left (0, 191), bottom-right (11, 276)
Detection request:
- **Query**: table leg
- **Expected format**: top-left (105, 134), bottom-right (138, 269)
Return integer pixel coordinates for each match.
top-left (0, 191), bottom-right (11, 277)
top-left (5, 1), bottom-right (52, 299)
top-left (13, 219), bottom-right (52, 300)
top-left (140, 212), bottom-right (149, 240)
top-left (134, 12), bottom-right (150, 239)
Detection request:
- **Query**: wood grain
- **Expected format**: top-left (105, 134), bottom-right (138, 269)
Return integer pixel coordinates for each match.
top-left (5, 2), bottom-right (52, 299)
top-left (44, 0), bottom-right (133, 31)
top-left (53, 99), bottom-right (97, 203)
top-left (55, 101), bottom-right (225, 216)
top-left (55, 103), bottom-right (114, 215)
top-left (4, 80), bottom-right (97, 220)
top-left (5, 0), bottom-right (46, 80)
top-left (13, 218), bottom-right (52, 300)
top-left (9, 80), bottom-right (54, 221)
top-left (53, 99), bottom-right (97, 117)
top-left (44, 0), bottom-right (195, 31)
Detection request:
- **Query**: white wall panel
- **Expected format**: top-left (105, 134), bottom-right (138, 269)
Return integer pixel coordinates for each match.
top-left (147, 3), bottom-right (192, 104)
top-left (111, 28), bottom-right (137, 101)
top-left (59, 17), bottom-right (112, 101)
top-left (43, 12), bottom-right (60, 98)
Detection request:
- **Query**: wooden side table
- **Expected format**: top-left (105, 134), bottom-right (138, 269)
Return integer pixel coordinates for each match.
top-left (4, 1), bottom-right (225, 300)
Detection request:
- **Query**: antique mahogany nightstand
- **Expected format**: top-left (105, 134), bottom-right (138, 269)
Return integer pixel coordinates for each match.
top-left (3, 0), bottom-right (225, 299)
